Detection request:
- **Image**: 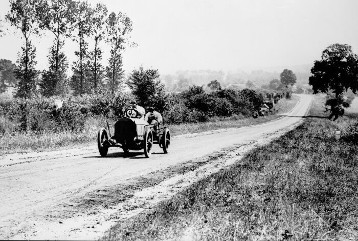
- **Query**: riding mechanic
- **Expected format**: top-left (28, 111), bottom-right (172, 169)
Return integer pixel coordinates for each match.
top-left (145, 106), bottom-right (163, 133)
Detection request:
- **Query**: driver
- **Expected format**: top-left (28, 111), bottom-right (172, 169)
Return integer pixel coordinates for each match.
top-left (145, 106), bottom-right (163, 132)
top-left (127, 100), bottom-right (145, 119)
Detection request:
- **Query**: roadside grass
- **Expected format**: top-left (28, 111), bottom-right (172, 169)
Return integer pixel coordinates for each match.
top-left (101, 95), bottom-right (358, 241)
top-left (0, 116), bottom-right (107, 155)
top-left (0, 96), bottom-right (298, 155)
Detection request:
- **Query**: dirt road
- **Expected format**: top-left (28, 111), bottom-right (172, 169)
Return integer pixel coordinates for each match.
top-left (0, 94), bottom-right (312, 240)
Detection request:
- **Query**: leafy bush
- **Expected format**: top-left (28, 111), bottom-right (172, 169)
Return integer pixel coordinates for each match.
top-left (185, 109), bottom-right (209, 123)
top-left (0, 116), bottom-right (17, 135)
top-left (164, 101), bottom-right (190, 124)
top-left (210, 97), bottom-right (234, 117)
top-left (0, 86), bottom-right (273, 135)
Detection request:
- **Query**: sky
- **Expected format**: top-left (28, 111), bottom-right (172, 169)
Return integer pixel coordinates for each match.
top-left (0, 0), bottom-right (358, 75)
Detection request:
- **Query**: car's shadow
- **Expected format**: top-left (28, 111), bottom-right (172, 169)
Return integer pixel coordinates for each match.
top-left (85, 150), bottom-right (166, 159)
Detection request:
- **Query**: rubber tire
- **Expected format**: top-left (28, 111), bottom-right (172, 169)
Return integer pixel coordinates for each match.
top-left (144, 129), bottom-right (153, 158)
top-left (162, 128), bottom-right (170, 154)
top-left (98, 128), bottom-right (109, 157)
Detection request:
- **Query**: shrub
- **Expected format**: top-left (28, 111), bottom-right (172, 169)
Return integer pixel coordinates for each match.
top-left (0, 116), bottom-right (17, 135)
top-left (164, 102), bottom-right (190, 124)
top-left (209, 97), bottom-right (234, 117)
top-left (185, 109), bottom-right (209, 123)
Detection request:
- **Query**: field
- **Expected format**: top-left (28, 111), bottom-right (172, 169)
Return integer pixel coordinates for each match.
top-left (0, 95), bottom-right (298, 155)
top-left (101, 95), bottom-right (358, 240)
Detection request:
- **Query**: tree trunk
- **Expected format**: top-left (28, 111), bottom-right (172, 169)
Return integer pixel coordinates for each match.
top-left (79, 32), bottom-right (83, 96)
top-left (112, 54), bottom-right (116, 96)
top-left (25, 35), bottom-right (29, 99)
top-left (94, 38), bottom-right (98, 90)
top-left (55, 23), bottom-right (60, 73)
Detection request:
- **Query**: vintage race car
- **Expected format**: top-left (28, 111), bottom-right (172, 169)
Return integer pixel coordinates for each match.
top-left (97, 108), bottom-right (170, 158)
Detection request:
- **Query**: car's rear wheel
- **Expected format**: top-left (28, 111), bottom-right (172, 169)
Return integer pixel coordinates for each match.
top-left (144, 129), bottom-right (153, 158)
top-left (98, 128), bottom-right (109, 157)
top-left (162, 128), bottom-right (170, 154)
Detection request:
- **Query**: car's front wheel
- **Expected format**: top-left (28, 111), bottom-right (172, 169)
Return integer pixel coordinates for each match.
top-left (143, 128), bottom-right (153, 158)
top-left (97, 128), bottom-right (109, 157)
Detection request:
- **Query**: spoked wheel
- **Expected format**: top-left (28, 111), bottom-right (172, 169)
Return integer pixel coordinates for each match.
top-left (97, 128), bottom-right (109, 157)
top-left (162, 127), bottom-right (171, 154)
top-left (143, 129), bottom-right (153, 158)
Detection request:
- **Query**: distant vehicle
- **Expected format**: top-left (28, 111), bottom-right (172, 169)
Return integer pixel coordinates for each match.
top-left (253, 100), bottom-right (275, 118)
top-left (97, 108), bottom-right (170, 158)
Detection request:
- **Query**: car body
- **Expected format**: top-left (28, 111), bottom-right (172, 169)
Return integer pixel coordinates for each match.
top-left (97, 108), bottom-right (170, 158)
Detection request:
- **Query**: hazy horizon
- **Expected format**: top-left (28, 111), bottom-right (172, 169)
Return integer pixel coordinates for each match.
top-left (1, 0), bottom-right (358, 76)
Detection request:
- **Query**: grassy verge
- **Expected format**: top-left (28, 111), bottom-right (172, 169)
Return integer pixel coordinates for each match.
top-left (102, 95), bottom-right (358, 240)
top-left (0, 96), bottom-right (299, 155)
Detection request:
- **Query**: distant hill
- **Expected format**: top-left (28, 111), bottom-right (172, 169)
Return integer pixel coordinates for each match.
top-left (161, 64), bottom-right (313, 92)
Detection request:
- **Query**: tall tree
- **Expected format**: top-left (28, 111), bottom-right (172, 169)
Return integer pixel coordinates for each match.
top-left (6, 0), bottom-right (41, 98)
top-left (280, 69), bottom-right (297, 86)
top-left (127, 67), bottom-right (167, 111)
top-left (207, 80), bottom-right (221, 91)
top-left (40, 41), bottom-right (69, 96)
top-left (70, 0), bottom-right (93, 96)
top-left (106, 12), bottom-right (133, 95)
top-left (14, 41), bottom-right (38, 98)
top-left (309, 44), bottom-right (358, 98)
top-left (88, 3), bottom-right (107, 92)
top-left (309, 44), bottom-right (358, 119)
top-left (37, 0), bottom-right (75, 96)
top-left (0, 59), bottom-right (17, 93)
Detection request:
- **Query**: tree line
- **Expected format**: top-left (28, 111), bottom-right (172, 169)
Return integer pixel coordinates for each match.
top-left (3, 0), bottom-right (134, 98)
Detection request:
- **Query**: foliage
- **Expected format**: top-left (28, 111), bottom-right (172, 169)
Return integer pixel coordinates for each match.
top-left (37, 0), bottom-right (76, 40)
top-left (309, 43), bottom-right (358, 97)
top-left (294, 85), bottom-right (305, 94)
top-left (127, 67), bottom-right (167, 112)
top-left (207, 80), bottom-right (221, 91)
top-left (309, 44), bottom-right (358, 120)
top-left (269, 78), bottom-right (281, 90)
top-left (89, 3), bottom-right (108, 92)
top-left (106, 11), bottom-right (133, 95)
top-left (40, 40), bottom-right (69, 97)
top-left (6, 0), bottom-right (42, 98)
top-left (0, 59), bottom-right (17, 93)
top-left (70, 0), bottom-right (93, 96)
top-left (239, 88), bottom-right (264, 112)
top-left (14, 42), bottom-right (38, 98)
top-left (37, 0), bottom-right (75, 97)
top-left (178, 86), bottom-right (265, 119)
top-left (280, 69), bottom-right (297, 86)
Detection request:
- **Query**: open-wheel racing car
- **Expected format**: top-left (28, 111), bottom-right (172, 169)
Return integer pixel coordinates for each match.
top-left (97, 108), bottom-right (170, 158)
